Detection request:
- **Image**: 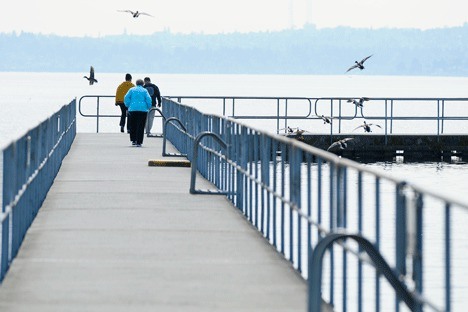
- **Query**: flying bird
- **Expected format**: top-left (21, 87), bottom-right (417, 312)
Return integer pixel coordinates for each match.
top-left (327, 138), bottom-right (354, 151)
top-left (353, 121), bottom-right (381, 133)
top-left (83, 66), bottom-right (98, 85)
top-left (319, 115), bottom-right (333, 124)
top-left (347, 97), bottom-right (369, 108)
top-left (346, 55), bottom-right (373, 72)
top-left (118, 10), bottom-right (154, 18)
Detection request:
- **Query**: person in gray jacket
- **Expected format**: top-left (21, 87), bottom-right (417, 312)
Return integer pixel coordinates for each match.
top-left (124, 79), bottom-right (152, 147)
top-left (143, 77), bottom-right (161, 135)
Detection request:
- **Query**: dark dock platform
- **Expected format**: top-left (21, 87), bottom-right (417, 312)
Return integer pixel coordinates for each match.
top-left (297, 134), bottom-right (468, 162)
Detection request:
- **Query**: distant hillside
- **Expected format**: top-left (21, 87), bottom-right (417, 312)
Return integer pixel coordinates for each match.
top-left (1, 24), bottom-right (467, 76)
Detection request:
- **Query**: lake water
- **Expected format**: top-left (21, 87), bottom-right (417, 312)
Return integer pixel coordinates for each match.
top-left (1, 72), bottom-right (468, 310)
top-left (1, 72), bottom-right (467, 201)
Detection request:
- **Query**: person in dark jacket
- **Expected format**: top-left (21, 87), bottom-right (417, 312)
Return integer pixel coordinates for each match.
top-left (124, 79), bottom-right (152, 147)
top-left (143, 77), bottom-right (161, 135)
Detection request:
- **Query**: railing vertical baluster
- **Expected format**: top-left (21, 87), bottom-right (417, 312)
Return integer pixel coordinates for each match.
top-left (395, 182), bottom-right (407, 312)
top-left (317, 157), bottom-right (322, 243)
top-left (445, 203), bottom-right (452, 312)
top-left (306, 153), bottom-right (312, 278)
top-left (260, 135), bottom-right (266, 234)
top-left (265, 136), bottom-right (272, 241)
top-left (272, 140), bottom-right (278, 248)
top-left (248, 129), bottom-right (254, 223)
top-left (280, 143), bottom-right (286, 255)
top-left (342, 167), bottom-right (348, 312)
top-left (357, 171), bottom-right (363, 312)
top-left (375, 177), bottom-right (381, 312)
top-left (414, 193), bottom-right (424, 312)
top-left (96, 96), bottom-right (100, 133)
top-left (254, 133), bottom-right (259, 230)
top-left (329, 162), bottom-right (335, 306)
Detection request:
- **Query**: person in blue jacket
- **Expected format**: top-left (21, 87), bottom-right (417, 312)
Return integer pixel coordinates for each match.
top-left (124, 79), bottom-right (152, 147)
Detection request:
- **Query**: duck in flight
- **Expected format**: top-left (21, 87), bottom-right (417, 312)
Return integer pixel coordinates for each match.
top-left (353, 121), bottom-right (381, 133)
top-left (327, 138), bottom-right (354, 151)
top-left (83, 66), bottom-right (97, 85)
top-left (118, 10), bottom-right (154, 18)
top-left (347, 97), bottom-right (369, 108)
top-left (346, 55), bottom-right (373, 73)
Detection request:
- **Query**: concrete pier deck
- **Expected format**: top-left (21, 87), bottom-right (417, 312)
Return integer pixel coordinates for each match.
top-left (0, 134), bottom-right (307, 311)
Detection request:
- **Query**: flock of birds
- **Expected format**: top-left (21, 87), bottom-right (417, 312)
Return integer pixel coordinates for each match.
top-left (83, 31), bottom-right (375, 155)
top-left (282, 54), bottom-right (381, 153)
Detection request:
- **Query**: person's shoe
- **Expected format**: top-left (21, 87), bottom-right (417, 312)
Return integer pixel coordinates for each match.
top-left (120, 126), bottom-right (124, 133)
top-left (132, 141), bottom-right (137, 146)
top-left (136, 144), bottom-right (142, 147)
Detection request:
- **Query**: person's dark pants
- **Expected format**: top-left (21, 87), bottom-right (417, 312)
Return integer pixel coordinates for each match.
top-left (116, 103), bottom-right (129, 131)
top-left (128, 111), bottom-right (148, 145)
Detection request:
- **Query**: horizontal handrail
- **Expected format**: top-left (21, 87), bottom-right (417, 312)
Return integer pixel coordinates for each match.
top-left (79, 95), bottom-right (468, 138)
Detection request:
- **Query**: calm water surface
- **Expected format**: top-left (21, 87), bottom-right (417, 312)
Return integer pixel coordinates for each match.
top-left (1, 72), bottom-right (468, 200)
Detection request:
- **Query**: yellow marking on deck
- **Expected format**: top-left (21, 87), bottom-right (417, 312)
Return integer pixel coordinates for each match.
top-left (148, 159), bottom-right (191, 167)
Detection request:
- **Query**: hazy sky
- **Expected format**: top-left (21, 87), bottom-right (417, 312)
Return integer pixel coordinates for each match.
top-left (1, 0), bottom-right (467, 37)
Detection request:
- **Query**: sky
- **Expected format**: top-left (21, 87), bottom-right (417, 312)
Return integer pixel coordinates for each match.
top-left (1, 0), bottom-right (467, 37)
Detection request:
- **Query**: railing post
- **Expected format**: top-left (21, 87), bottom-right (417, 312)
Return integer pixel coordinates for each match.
top-left (395, 182), bottom-right (407, 311)
top-left (96, 96), bottom-right (100, 133)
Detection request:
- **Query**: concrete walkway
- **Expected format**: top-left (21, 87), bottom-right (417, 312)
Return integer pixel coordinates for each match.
top-left (0, 133), bottom-right (307, 311)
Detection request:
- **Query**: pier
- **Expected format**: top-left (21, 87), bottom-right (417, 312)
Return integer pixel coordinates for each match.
top-left (2, 97), bottom-right (468, 311)
top-left (0, 133), bottom-right (310, 311)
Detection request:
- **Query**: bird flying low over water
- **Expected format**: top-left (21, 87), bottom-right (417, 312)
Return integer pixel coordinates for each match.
top-left (353, 121), bottom-right (381, 133)
top-left (347, 97), bottom-right (369, 108)
top-left (118, 10), bottom-right (154, 18)
top-left (327, 138), bottom-right (354, 151)
top-left (346, 55), bottom-right (373, 72)
top-left (83, 66), bottom-right (97, 85)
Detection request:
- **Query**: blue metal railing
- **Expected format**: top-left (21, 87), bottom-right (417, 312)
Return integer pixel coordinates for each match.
top-left (78, 95), bottom-right (468, 138)
top-left (1, 100), bottom-right (76, 281)
top-left (162, 97), bottom-right (468, 311)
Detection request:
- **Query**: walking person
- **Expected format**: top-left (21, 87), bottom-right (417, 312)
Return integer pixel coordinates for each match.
top-left (115, 73), bottom-right (135, 133)
top-left (143, 77), bottom-right (161, 135)
top-left (124, 79), bottom-right (152, 147)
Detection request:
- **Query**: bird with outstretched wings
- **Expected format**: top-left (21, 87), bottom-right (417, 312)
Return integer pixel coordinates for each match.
top-left (118, 10), bottom-right (154, 18)
top-left (347, 97), bottom-right (369, 108)
top-left (353, 121), bottom-right (381, 133)
top-left (346, 55), bottom-right (373, 72)
top-left (327, 138), bottom-right (354, 151)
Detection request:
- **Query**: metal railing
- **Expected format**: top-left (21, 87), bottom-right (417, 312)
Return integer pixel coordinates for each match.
top-left (168, 96), bottom-right (468, 137)
top-left (79, 95), bottom-right (468, 138)
top-left (1, 100), bottom-right (76, 281)
top-left (162, 97), bottom-right (468, 311)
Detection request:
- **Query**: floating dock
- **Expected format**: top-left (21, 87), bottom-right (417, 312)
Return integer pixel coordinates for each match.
top-left (297, 134), bottom-right (468, 162)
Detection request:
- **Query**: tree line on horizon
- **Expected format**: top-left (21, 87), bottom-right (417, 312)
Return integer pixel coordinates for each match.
top-left (1, 24), bottom-right (467, 76)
